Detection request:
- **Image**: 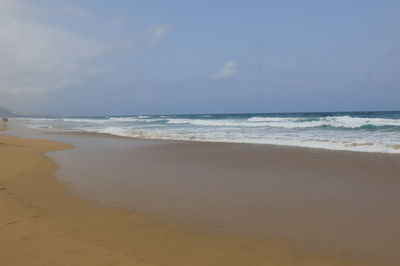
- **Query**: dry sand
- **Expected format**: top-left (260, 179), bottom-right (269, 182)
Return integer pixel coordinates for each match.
top-left (0, 128), bottom-right (385, 265)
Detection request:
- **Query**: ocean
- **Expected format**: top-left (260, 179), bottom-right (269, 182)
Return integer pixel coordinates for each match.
top-left (20, 111), bottom-right (400, 154)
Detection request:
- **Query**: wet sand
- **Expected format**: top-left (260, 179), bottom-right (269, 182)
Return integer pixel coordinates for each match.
top-left (1, 122), bottom-right (399, 265)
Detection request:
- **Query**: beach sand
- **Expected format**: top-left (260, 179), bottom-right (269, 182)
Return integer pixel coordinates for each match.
top-left (0, 125), bottom-right (396, 265)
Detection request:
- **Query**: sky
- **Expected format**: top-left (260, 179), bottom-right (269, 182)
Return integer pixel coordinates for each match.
top-left (0, 0), bottom-right (399, 116)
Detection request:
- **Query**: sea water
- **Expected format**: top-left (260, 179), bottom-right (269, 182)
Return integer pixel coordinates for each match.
top-left (20, 111), bottom-right (400, 153)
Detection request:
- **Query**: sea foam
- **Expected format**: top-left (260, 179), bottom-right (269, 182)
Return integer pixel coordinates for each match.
top-left (21, 112), bottom-right (400, 154)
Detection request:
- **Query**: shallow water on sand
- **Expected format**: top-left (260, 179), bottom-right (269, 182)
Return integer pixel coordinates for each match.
top-left (5, 121), bottom-right (400, 264)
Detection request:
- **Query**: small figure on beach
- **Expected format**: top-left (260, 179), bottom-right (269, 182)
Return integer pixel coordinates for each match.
top-left (2, 117), bottom-right (8, 123)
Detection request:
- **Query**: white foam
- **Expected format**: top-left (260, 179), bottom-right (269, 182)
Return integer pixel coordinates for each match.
top-left (248, 117), bottom-right (300, 122)
top-left (248, 116), bottom-right (400, 129)
top-left (167, 118), bottom-right (271, 127)
top-left (17, 117), bottom-right (60, 121)
top-left (167, 116), bottom-right (400, 129)
top-left (326, 116), bottom-right (400, 128)
top-left (109, 117), bottom-right (164, 122)
top-left (101, 128), bottom-right (400, 154)
top-left (167, 118), bottom-right (333, 128)
top-left (19, 114), bottom-right (400, 154)
top-left (108, 117), bottom-right (138, 122)
top-left (63, 118), bottom-right (107, 124)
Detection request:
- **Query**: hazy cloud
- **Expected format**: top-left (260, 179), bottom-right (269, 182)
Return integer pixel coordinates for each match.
top-left (0, 0), bottom-right (110, 94)
top-left (210, 60), bottom-right (238, 79)
top-left (107, 24), bottom-right (170, 52)
top-left (146, 24), bottom-right (170, 47)
top-left (61, 6), bottom-right (96, 19)
top-left (87, 67), bottom-right (117, 76)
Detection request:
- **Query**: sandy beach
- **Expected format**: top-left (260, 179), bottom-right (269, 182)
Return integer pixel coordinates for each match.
top-left (2, 1), bottom-right (400, 265)
top-left (1, 123), bottom-right (399, 265)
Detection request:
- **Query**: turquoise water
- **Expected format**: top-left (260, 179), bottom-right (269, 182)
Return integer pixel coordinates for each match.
top-left (21, 111), bottom-right (400, 153)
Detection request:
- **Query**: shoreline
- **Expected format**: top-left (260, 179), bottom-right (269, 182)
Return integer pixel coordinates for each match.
top-left (0, 134), bottom-right (139, 265)
top-left (0, 126), bottom-right (387, 265)
top-left (20, 125), bottom-right (400, 156)
top-left (17, 111), bottom-right (400, 154)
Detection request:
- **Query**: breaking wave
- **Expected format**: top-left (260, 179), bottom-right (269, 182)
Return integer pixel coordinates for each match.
top-left (20, 112), bottom-right (400, 154)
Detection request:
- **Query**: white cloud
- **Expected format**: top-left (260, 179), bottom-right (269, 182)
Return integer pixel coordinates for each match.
top-left (114, 24), bottom-right (170, 51)
top-left (61, 6), bottom-right (95, 19)
top-left (210, 60), bottom-right (238, 80)
top-left (146, 24), bottom-right (170, 47)
top-left (0, 1), bottom-right (171, 94)
top-left (87, 67), bottom-right (117, 76)
top-left (0, 0), bottom-right (110, 94)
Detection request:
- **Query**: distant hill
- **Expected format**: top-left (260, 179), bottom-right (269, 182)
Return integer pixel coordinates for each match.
top-left (0, 106), bottom-right (39, 117)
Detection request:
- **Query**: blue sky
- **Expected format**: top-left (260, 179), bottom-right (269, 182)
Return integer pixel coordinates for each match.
top-left (1, 0), bottom-right (399, 115)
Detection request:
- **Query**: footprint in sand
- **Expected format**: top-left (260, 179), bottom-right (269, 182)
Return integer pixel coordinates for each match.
top-left (6, 220), bottom-right (20, 225)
